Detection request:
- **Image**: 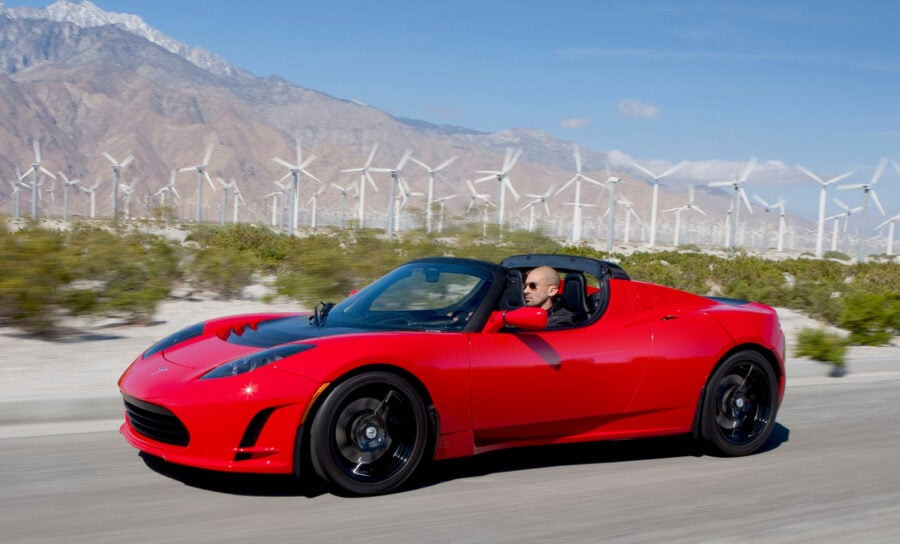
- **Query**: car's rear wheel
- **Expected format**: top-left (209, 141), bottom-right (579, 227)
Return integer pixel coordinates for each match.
top-left (309, 371), bottom-right (428, 495)
top-left (701, 350), bottom-right (778, 456)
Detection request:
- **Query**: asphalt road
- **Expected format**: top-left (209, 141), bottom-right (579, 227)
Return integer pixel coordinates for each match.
top-left (2, 375), bottom-right (899, 544)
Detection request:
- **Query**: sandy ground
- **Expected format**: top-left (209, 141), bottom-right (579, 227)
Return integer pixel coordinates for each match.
top-left (1, 294), bottom-right (898, 402)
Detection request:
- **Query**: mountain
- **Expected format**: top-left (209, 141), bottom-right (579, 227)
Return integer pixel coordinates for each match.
top-left (0, 0), bottom-right (733, 236)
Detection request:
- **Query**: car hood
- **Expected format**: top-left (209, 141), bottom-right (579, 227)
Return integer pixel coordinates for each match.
top-left (161, 315), bottom-right (373, 369)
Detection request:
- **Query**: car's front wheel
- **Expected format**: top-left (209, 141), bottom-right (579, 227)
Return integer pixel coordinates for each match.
top-left (309, 371), bottom-right (428, 495)
top-left (700, 350), bottom-right (778, 456)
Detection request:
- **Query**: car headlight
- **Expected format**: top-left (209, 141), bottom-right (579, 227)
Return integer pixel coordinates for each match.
top-left (143, 322), bottom-right (205, 359)
top-left (201, 344), bottom-right (316, 380)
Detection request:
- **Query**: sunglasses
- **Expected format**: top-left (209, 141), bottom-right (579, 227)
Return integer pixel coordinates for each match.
top-left (524, 282), bottom-right (542, 290)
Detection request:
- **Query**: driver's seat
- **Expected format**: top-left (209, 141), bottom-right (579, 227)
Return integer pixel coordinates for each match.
top-left (500, 269), bottom-right (525, 310)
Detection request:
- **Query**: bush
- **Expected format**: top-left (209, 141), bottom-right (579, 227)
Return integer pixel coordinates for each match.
top-left (188, 245), bottom-right (259, 298)
top-left (795, 327), bottom-right (848, 366)
top-left (838, 291), bottom-right (900, 346)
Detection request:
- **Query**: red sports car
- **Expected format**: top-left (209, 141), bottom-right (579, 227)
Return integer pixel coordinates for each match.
top-left (119, 254), bottom-right (785, 495)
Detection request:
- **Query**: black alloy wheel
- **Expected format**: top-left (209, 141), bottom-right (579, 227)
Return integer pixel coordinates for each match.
top-left (701, 350), bottom-right (778, 456)
top-left (309, 371), bottom-right (428, 495)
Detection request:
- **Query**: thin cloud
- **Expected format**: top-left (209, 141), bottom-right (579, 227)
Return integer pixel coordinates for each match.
top-left (560, 117), bottom-right (590, 129)
top-left (617, 99), bottom-right (660, 119)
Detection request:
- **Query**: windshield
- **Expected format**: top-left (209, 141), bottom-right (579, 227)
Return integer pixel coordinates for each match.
top-left (323, 261), bottom-right (495, 332)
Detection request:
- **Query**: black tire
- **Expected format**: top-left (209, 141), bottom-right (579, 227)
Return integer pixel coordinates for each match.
top-left (700, 350), bottom-right (778, 456)
top-left (309, 371), bottom-right (428, 495)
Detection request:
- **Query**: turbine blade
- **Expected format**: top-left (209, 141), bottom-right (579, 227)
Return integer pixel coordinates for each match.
top-left (178, 166), bottom-right (195, 173)
top-left (202, 143), bottom-right (214, 166)
top-left (102, 151), bottom-right (117, 165)
top-left (832, 197), bottom-right (849, 210)
top-left (573, 145), bottom-right (582, 174)
top-left (365, 143), bottom-right (379, 168)
top-left (824, 170), bottom-right (855, 185)
top-left (120, 154), bottom-right (134, 168)
top-left (273, 157), bottom-right (295, 169)
top-left (435, 156), bottom-right (457, 171)
top-left (397, 148), bottom-right (413, 170)
top-left (870, 157), bottom-right (888, 185)
top-left (40, 166), bottom-right (57, 179)
top-left (204, 171), bottom-right (216, 191)
top-left (660, 161), bottom-right (686, 179)
top-left (33, 140), bottom-right (41, 163)
top-left (505, 148), bottom-right (523, 171)
top-left (739, 188), bottom-right (753, 213)
top-left (366, 171), bottom-right (379, 192)
top-left (739, 157), bottom-right (757, 182)
top-left (870, 190), bottom-right (886, 216)
top-left (630, 161), bottom-right (657, 179)
top-left (555, 177), bottom-right (577, 196)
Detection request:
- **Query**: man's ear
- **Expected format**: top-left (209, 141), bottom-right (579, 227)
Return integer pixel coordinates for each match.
top-left (548, 285), bottom-right (558, 297)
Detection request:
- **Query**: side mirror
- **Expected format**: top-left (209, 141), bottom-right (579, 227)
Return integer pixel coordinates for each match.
top-left (482, 306), bottom-right (548, 333)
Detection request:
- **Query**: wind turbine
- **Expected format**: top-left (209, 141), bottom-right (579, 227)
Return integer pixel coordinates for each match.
top-left (617, 196), bottom-right (641, 244)
top-left (465, 179), bottom-right (494, 216)
top-left (230, 180), bottom-right (246, 223)
top-left (119, 182), bottom-right (135, 220)
top-left (395, 176), bottom-right (425, 232)
top-left (273, 140), bottom-right (321, 233)
top-left (836, 158), bottom-right (888, 262)
top-left (475, 147), bottom-right (522, 229)
top-left (305, 184), bottom-right (327, 230)
top-left (753, 194), bottom-right (779, 253)
top-left (875, 212), bottom-right (899, 256)
top-left (709, 157), bottom-right (756, 256)
top-left (555, 145), bottom-right (604, 243)
top-left (774, 198), bottom-right (787, 252)
top-left (57, 172), bottom-right (81, 222)
top-left (433, 194), bottom-right (456, 233)
top-left (8, 175), bottom-right (28, 219)
top-left (630, 160), bottom-right (685, 247)
top-left (795, 164), bottom-right (855, 258)
top-left (370, 149), bottom-right (413, 237)
top-left (409, 155), bottom-right (457, 233)
top-left (81, 180), bottom-right (101, 219)
top-left (154, 170), bottom-right (181, 226)
top-left (831, 197), bottom-right (862, 254)
top-left (21, 140), bottom-right (56, 219)
top-left (264, 190), bottom-right (283, 227)
top-left (102, 150), bottom-right (134, 218)
top-left (216, 177), bottom-right (233, 226)
top-left (340, 144), bottom-right (380, 228)
top-left (663, 185), bottom-right (706, 247)
top-left (521, 183), bottom-right (557, 232)
top-left (178, 143), bottom-right (215, 223)
top-left (330, 182), bottom-right (356, 229)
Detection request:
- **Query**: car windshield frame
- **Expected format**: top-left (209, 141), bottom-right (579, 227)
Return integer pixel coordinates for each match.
top-left (322, 259), bottom-right (503, 332)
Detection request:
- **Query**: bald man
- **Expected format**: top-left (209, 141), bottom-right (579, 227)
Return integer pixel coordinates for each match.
top-left (523, 266), bottom-right (575, 327)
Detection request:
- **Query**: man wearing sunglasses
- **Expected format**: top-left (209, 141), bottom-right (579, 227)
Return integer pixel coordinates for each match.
top-left (523, 266), bottom-right (575, 327)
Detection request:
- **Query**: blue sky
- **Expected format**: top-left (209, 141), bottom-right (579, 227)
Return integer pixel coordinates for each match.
top-left (7, 0), bottom-right (900, 220)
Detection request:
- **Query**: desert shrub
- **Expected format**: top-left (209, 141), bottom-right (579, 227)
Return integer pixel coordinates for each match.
top-left (838, 290), bottom-right (900, 346)
top-left (65, 226), bottom-right (181, 324)
top-left (188, 245), bottom-right (259, 298)
top-left (185, 223), bottom-right (301, 273)
top-left (795, 327), bottom-right (848, 366)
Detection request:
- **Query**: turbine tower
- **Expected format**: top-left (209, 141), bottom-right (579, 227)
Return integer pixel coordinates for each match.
top-left (604, 174), bottom-right (625, 252)
top-left (831, 198), bottom-right (862, 254)
top-left (273, 140), bottom-right (321, 233)
top-left (154, 170), bottom-right (181, 226)
top-left (330, 182), bottom-right (356, 229)
top-left (795, 164), bottom-right (855, 259)
top-left (521, 183), bottom-right (557, 232)
top-left (102, 150), bottom-right (134, 218)
top-left (753, 195), bottom-right (778, 253)
top-left (178, 143), bottom-right (215, 223)
top-left (556, 145), bottom-right (604, 243)
top-left (630, 160), bottom-right (685, 247)
top-left (709, 158), bottom-right (756, 256)
top-left (475, 147), bottom-right (522, 230)
top-left (409, 155), bottom-right (457, 233)
top-left (340, 144), bottom-right (380, 228)
top-left (836, 158), bottom-right (888, 262)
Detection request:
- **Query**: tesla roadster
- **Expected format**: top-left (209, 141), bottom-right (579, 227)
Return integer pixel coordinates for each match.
top-left (119, 254), bottom-right (785, 495)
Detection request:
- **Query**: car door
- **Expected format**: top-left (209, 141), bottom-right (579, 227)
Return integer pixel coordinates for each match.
top-left (467, 279), bottom-right (655, 445)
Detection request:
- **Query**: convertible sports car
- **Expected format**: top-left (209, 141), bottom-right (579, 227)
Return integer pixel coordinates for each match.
top-left (119, 254), bottom-right (785, 495)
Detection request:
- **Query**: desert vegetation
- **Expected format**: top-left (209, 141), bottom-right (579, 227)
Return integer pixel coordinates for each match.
top-left (1, 221), bottom-right (897, 347)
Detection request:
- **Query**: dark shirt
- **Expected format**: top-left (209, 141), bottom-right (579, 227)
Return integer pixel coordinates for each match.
top-left (547, 298), bottom-right (575, 327)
